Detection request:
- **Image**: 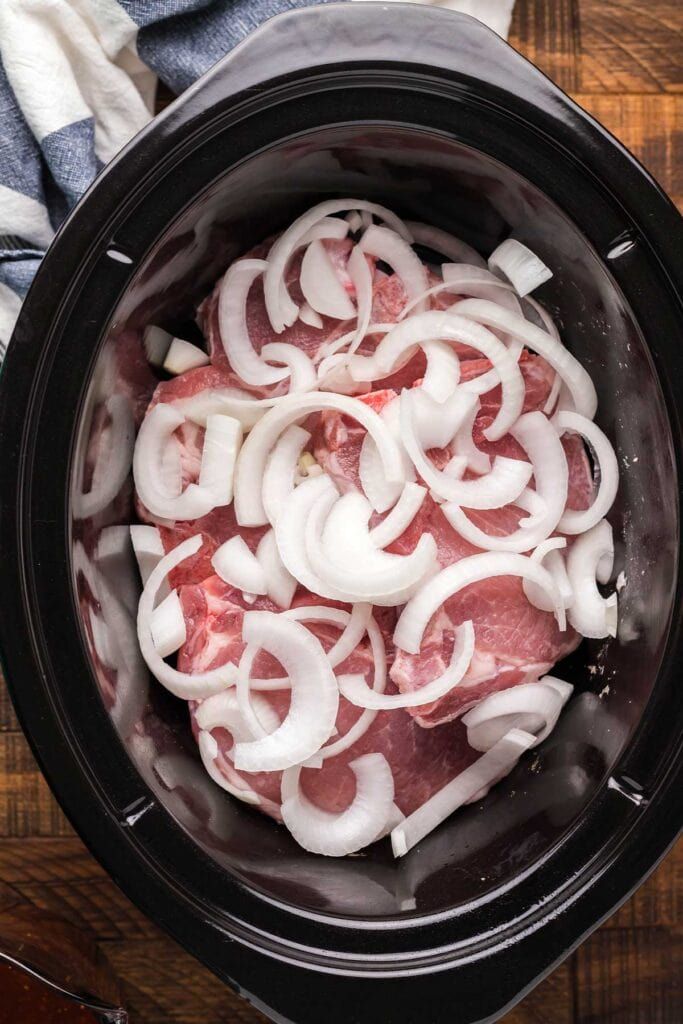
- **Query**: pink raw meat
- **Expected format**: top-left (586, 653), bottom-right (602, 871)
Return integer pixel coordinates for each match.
top-left (179, 578), bottom-right (478, 821)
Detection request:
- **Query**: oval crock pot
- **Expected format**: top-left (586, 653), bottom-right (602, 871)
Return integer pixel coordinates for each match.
top-left (0, 5), bottom-right (682, 1022)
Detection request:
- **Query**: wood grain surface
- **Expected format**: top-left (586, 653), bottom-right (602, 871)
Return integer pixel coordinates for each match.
top-left (1, 2), bottom-right (681, 1022)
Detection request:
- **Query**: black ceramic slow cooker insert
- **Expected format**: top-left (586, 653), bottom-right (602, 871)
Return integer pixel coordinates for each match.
top-left (0, 6), bottom-right (681, 1023)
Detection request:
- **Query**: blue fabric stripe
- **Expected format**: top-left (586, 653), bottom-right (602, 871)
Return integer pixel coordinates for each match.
top-left (41, 118), bottom-right (101, 212)
top-left (0, 57), bottom-right (46, 204)
top-left (0, 252), bottom-right (43, 298)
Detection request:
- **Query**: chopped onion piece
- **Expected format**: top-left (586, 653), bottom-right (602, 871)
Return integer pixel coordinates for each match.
top-left (162, 338), bottom-right (209, 375)
top-left (420, 341), bottom-right (461, 402)
top-left (347, 244), bottom-right (373, 354)
top-left (198, 414), bottom-right (242, 507)
top-left (360, 224), bottom-right (428, 314)
top-left (450, 399), bottom-right (491, 476)
top-left (262, 424), bottom-right (311, 527)
top-left (411, 386), bottom-right (477, 450)
top-left (197, 730), bottom-right (260, 805)
top-left (523, 537), bottom-right (573, 612)
top-left (218, 259), bottom-right (289, 387)
top-left (566, 519), bottom-right (618, 639)
top-left (233, 612), bottom-right (339, 772)
top-left (261, 341), bottom-right (317, 393)
top-left (299, 302), bottom-right (324, 329)
top-left (300, 239), bottom-right (356, 320)
top-left (137, 535), bottom-right (236, 698)
top-left (281, 753), bottom-right (395, 856)
top-left (346, 211), bottom-right (363, 233)
top-left (143, 325), bottom-right (172, 367)
top-left (133, 404), bottom-right (215, 521)
top-left (555, 411), bottom-right (619, 535)
top-left (406, 221), bottom-right (486, 268)
top-left (488, 239), bottom-right (553, 296)
top-left (370, 483), bottom-right (427, 548)
top-left (391, 729), bottom-right (536, 857)
top-left (256, 529), bottom-right (297, 610)
top-left (394, 551), bottom-right (565, 655)
top-left (150, 590), bottom-right (186, 658)
top-left (212, 536), bottom-right (267, 595)
top-left (130, 525), bottom-right (165, 587)
top-left (463, 679), bottom-right (572, 752)
top-left (234, 392), bottom-right (405, 527)
top-left (341, 620), bottom-right (474, 709)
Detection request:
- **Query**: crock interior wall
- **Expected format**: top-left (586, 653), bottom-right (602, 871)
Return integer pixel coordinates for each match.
top-left (71, 124), bottom-right (677, 918)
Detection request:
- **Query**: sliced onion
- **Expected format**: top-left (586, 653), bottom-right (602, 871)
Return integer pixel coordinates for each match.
top-left (234, 392), bottom-right (405, 527)
top-left (359, 397), bottom-right (415, 513)
top-left (262, 424), bottom-right (311, 527)
top-left (233, 611), bottom-right (340, 772)
top-left (143, 325), bottom-right (172, 367)
top-left (391, 728), bottom-right (536, 857)
top-left (300, 216), bottom-right (350, 246)
top-left (412, 387), bottom-right (477, 450)
top-left (256, 529), bottom-right (297, 610)
top-left (566, 519), bottom-right (618, 639)
top-left (450, 399), bottom-right (491, 476)
top-left (346, 244), bottom-right (373, 354)
top-left (349, 311), bottom-right (524, 442)
top-left (198, 414), bottom-right (242, 507)
top-left (359, 224), bottom-right (428, 314)
top-left (299, 302), bottom-right (324, 329)
top-left (211, 535), bottom-right (267, 595)
top-left (444, 410), bottom-right (568, 552)
top-left (406, 221), bottom-right (486, 268)
top-left (281, 753), bottom-right (395, 856)
top-left (130, 524), bottom-right (165, 587)
top-left (74, 395), bottom-right (134, 519)
top-left (398, 264), bottom-right (522, 324)
top-left (488, 239), bottom-right (552, 297)
top-left (218, 259), bottom-right (289, 386)
top-left (197, 730), bottom-right (260, 805)
top-left (317, 353), bottom-right (372, 395)
top-left (523, 537), bottom-right (573, 612)
top-left (264, 199), bottom-right (411, 333)
top-left (341, 620), bottom-right (474, 710)
top-left (394, 550), bottom-right (565, 655)
top-left (196, 689), bottom-right (280, 754)
top-left (370, 483), bottom-right (427, 548)
top-left (420, 341), bottom-right (461, 402)
top-left (134, 404), bottom-right (215, 521)
top-left (463, 679), bottom-right (572, 752)
top-left (300, 239), bottom-right (356, 321)
top-left (149, 589), bottom-right (186, 658)
top-left (137, 535), bottom-right (236, 698)
top-left (346, 211), bottom-right (363, 233)
top-left (275, 474), bottom-right (344, 599)
top-left (162, 338), bottom-right (209, 375)
top-left (261, 341), bottom-right (317, 393)
top-left (555, 411), bottom-right (619, 535)
top-left (174, 386), bottom-right (278, 430)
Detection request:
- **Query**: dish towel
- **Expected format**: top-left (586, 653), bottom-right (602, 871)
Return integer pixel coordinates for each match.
top-left (0, 0), bottom-right (515, 355)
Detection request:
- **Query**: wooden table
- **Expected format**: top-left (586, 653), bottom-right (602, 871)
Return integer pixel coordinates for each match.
top-left (1, 1), bottom-right (681, 1021)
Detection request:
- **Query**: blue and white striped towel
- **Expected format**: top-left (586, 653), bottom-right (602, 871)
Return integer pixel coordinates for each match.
top-left (0, 0), bottom-right (514, 355)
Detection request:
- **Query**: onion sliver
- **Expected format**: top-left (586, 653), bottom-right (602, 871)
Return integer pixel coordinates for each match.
top-left (566, 519), bottom-right (618, 639)
top-left (300, 216), bottom-right (350, 246)
top-left (275, 475), bottom-right (345, 599)
top-left (299, 302), bottom-right (323, 329)
top-left (134, 404), bottom-right (215, 521)
top-left (347, 244), bottom-right (373, 354)
top-left (212, 536), bottom-right (267, 594)
top-left (197, 730), bottom-right (260, 805)
top-left (198, 414), bottom-right (242, 507)
top-left (196, 689), bottom-right (280, 752)
top-left (349, 311), bottom-right (524, 442)
top-left (359, 224), bottom-right (428, 314)
top-left (523, 537), bottom-right (573, 612)
top-left (359, 397), bottom-right (415, 513)
top-left (391, 728), bottom-right (536, 857)
top-left (74, 395), bottom-right (134, 519)
top-left (443, 411), bottom-right (568, 552)
top-left (281, 753), bottom-right (395, 856)
top-left (555, 411), bottom-right (619, 535)
top-left (162, 338), bottom-right (209, 375)
top-left (234, 392), bottom-right (405, 527)
top-left (256, 529), bottom-right (297, 609)
top-left (463, 679), bottom-right (572, 752)
top-left (421, 341), bottom-right (461, 402)
top-left (488, 239), bottom-right (552, 297)
top-left (452, 299), bottom-right (597, 420)
top-left (406, 221), bottom-right (486, 268)
top-left (262, 424), bottom-right (311, 526)
top-left (264, 199), bottom-right (411, 333)
top-left (137, 535), bottom-right (236, 698)
top-left (260, 341), bottom-right (317, 393)
top-left (450, 399), bottom-right (491, 476)
top-left (394, 550), bottom-right (565, 655)
top-left (370, 483), bottom-right (427, 548)
top-left (410, 386), bottom-right (476, 450)
top-left (341, 621), bottom-right (474, 710)
top-left (218, 259), bottom-right (289, 386)
top-left (233, 612), bottom-right (339, 772)
top-left (150, 590), bottom-right (186, 658)
top-left (300, 239), bottom-right (356, 320)
top-left (130, 525), bottom-right (165, 588)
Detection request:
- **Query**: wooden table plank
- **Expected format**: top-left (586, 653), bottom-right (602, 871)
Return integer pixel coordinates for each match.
top-left (509, 0), bottom-right (582, 92)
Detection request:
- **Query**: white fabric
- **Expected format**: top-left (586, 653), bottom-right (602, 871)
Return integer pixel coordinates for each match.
top-left (0, 185), bottom-right (55, 249)
top-left (0, 284), bottom-right (22, 358)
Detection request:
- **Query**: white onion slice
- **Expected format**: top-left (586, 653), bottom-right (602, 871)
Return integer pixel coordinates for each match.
top-left (391, 728), bottom-right (536, 857)
top-left (523, 537), bottom-right (573, 612)
top-left (218, 259), bottom-right (289, 386)
top-left (370, 483), bottom-right (427, 548)
top-left (406, 221), bottom-right (486, 268)
top-left (196, 688), bottom-right (280, 768)
top-left (488, 239), bottom-right (553, 297)
top-left (566, 519), bottom-right (618, 639)
top-left (346, 211), bottom-right (363, 233)
top-left (150, 589), bottom-right (186, 658)
top-left (262, 424), bottom-right (311, 527)
top-left (349, 311), bottom-right (524, 442)
top-left (137, 535), bottom-right (236, 698)
top-left (450, 399), bottom-right (491, 476)
top-left (234, 392), bottom-right (405, 527)
top-left (359, 224), bottom-right (428, 314)
top-left (317, 353), bottom-right (372, 396)
top-left (452, 299), bottom-right (597, 420)
top-left (162, 338), bottom-right (209, 375)
top-left (211, 536), bottom-right (267, 595)
top-left (264, 199), bottom-right (411, 333)
top-left (130, 525), bottom-right (165, 587)
top-left (233, 612), bottom-right (339, 772)
top-left (394, 551), bottom-right (565, 655)
top-left (134, 404), bottom-right (215, 521)
top-left (359, 397), bottom-right (415, 513)
top-left (74, 395), bottom-right (134, 519)
top-left (347, 245), bottom-right (373, 354)
top-left (463, 679), bottom-right (572, 752)
top-left (197, 730), bottom-right (260, 805)
top-left (143, 325), bottom-right (172, 367)
top-left (275, 475), bottom-right (344, 599)
top-left (300, 239), bottom-right (356, 321)
top-left (299, 302), bottom-right (324, 329)
top-left (443, 411), bottom-right (568, 552)
top-left (281, 753), bottom-right (395, 856)
top-left (555, 411), bottom-right (619, 535)
top-left (411, 387), bottom-right (477, 450)
top-left (255, 529), bottom-right (297, 610)
top-left (198, 414), bottom-right (242, 507)
top-left (341, 620), bottom-right (474, 710)
top-left (420, 341), bottom-right (461, 402)
top-left (398, 264), bottom-right (522, 324)
top-left (300, 216), bottom-right (350, 246)
top-left (260, 341), bottom-right (317, 393)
